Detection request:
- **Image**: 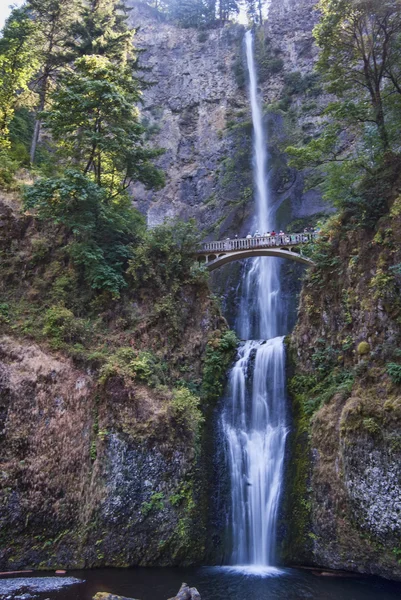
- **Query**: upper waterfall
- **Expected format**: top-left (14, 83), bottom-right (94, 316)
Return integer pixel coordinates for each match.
top-left (245, 30), bottom-right (270, 233)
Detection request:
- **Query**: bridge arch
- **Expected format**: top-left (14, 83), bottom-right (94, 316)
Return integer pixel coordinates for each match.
top-left (196, 232), bottom-right (316, 271)
top-left (200, 247), bottom-right (313, 271)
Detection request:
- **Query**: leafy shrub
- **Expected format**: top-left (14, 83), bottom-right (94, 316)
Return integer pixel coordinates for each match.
top-left (43, 305), bottom-right (87, 346)
top-left (232, 55), bottom-right (246, 88)
top-left (99, 347), bottom-right (167, 387)
top-left (387, 362), bottom-right (401, 384)
top-left (311, 342), bottom-right (339, 374)
top-left (0, 303), bottom-right (10, 324)
top-left (201, 330), bottom-right (238, 403)
top-left (129, 219), bottom-right (203, 293)
top-left (289, 369), bottom-right (354, 417)
top-left (0, 149), bottom-right (19, 189)
top-left (24, 170), bottom-right (145, 296)
top-left (170, 387), bottom-right (204, 438)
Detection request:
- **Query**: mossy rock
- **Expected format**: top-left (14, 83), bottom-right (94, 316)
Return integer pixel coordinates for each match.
top-left (357, 341), bottom-right (371, 355)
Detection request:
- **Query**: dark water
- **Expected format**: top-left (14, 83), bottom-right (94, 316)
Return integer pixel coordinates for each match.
top-left (3, 567), bottom-right (401, 600)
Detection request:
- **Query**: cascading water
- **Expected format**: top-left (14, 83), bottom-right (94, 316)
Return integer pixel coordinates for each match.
top-left (221, 30), bottom-right (289, 570)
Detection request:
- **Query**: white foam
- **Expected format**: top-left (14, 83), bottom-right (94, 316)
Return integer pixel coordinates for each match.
top-left (212, 565), bottom-right (285, 577)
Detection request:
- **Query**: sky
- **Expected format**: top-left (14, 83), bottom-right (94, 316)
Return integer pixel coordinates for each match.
top-left (0, 0), bottom-right (25, 29)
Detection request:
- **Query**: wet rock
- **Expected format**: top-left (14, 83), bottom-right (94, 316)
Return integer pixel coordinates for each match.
top-left (93, 594), bottom-right (141, 600)
top-left (0, 577), bottom-right (82, 598)
top-left (168, 583), bottom-right (201, 600)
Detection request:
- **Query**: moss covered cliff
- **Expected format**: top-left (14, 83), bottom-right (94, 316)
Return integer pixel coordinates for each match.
top-left (284, 158), bottom-right (401, 580)
top-left (0, 192), bottom-right (237, 570)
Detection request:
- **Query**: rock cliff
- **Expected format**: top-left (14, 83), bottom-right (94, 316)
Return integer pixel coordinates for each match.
top-left (285, 160), bottom-right (401, 580)
top-left (128, 0), bottom-right (328, 238)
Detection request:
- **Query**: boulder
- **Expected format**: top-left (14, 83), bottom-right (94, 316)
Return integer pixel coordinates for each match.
top-left (168, 583), bottom-right (201, 600)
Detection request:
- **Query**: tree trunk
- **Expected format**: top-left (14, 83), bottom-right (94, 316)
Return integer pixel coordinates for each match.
top-left (372, 85), bottom-right (389, 150)
top-left (30, 75), bottom-right (48, 165)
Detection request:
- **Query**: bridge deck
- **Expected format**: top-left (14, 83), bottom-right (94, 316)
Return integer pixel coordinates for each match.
top-left (197, 232), bottom-right (317, 254)
top-left (196, 232), bottom-right (317, 270)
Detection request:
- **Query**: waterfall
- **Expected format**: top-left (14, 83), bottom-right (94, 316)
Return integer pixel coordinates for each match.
top-left (221, 31), bottom-right (289, 570)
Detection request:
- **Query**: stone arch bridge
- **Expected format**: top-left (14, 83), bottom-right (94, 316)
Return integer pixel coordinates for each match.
top-left (196, 232), bottom-right (317, 271)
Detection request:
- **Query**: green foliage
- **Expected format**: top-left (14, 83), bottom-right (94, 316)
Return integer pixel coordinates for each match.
top-left (0, 7), bottom-right (39, 148)
top-left (286, 0), bottom-right (401, 228)
top-left (141, 492), bottom-right (165, 517)
top-left (129, 219), bottom-right (204, 293)
top-left (24, 170), bottom-right (145, 295)
top-left (170, 387), bottom-right (204, 438)
top-left (43, 54), bottom-right (164, 197)
top-left (386, 363), bottom-right (401, 385)
top-left (144, 0), bottom-right (240, 28)
top-left (68, 0), bottom-right (134, 62)
top-left (289, 368), bottom-right (354, 417)
top-left (8, 108), bottom-right (34, 165)
top-left (314, 0), bottom-right (401, 150)
top-left (99, 347), bottom-right (167, 386)
top-left (284, 71), bottom-right (321, 97)
top-left (169, 482), bottom-right (194, 508)
top-left (42, 304), bottom-right (87, 347)
top-left (0, 149), bottom-right (19, 189)
top-left (0, 303), bottom-right (10, 324)
top-left (254, 34), bottom-right (284, 83)
top-left (201, 330), bottom-right (238, 403)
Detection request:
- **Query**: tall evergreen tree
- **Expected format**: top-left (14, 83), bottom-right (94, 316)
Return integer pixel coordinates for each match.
top-left (68, 0), bottom-right (134, 63)
top-left (0, 8), bottom-right (38, 148)
top-left (26, 0), bottom-right (80, 164)
top-left (218, 0), bottom-right (239, 23)
top-left (43, 54), bottom-right (164, 196)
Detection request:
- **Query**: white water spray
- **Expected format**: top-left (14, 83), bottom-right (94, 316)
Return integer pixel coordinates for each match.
top-left (221, 31), bottom-right (289, 569)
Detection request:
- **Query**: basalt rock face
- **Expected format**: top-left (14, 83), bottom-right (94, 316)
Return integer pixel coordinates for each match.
top-left (285, 186), bottom-right (401, 580)
top-left (128, 1), bottom-right (247, 233)
top-left (128, 1), bottom-right (329, 240)
top-left (0, 334), bottom-right (204, 569)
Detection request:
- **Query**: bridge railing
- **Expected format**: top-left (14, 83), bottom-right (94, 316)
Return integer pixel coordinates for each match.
top-left (198, 232), bottom-right (318, 254)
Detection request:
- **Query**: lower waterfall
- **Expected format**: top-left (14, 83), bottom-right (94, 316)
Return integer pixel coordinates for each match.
top-left (222, 338), bottom-right (288, 567)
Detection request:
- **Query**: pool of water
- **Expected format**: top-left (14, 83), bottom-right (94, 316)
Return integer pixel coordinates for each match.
top-left (3, 567), bottom-right (401, 600)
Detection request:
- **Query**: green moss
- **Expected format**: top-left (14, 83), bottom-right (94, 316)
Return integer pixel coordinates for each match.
top-left (141, 492), bottom-right (165, 517)
top-left (357, 341), bottom-right (371, 355)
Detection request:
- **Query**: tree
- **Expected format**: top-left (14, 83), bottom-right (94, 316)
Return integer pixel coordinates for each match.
top-left (244, 0), bottom-right (264, 24)
top-left (24, 170), bottom-right (145, 294)
top-left (219, 0), bottom-right (239, 23)
top-left (0, 8), bottom-right (38, 148)
top-left (43, 54), bottom-right (164, 197)
top-left (165, 0), bottom-right (216, 28)
top-left (286, 0), bottom-right (401, 224)
top-left (23, 0), bottom-right (165, 294)
top-left (68, 0), bottom-right (135, 63)
top-left (26, 0), bottom-right (80, 164)
top-left (314, 0), bottom-right (401, 150)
